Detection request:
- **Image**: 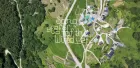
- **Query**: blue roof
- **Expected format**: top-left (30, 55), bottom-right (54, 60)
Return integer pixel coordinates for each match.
top-left (87, 23), bottom-right (92, 26)
top-left (109, 51), bottom-right (114, 57)
top-left (114, 28), bottom-right (117, 31)
top-left (107, 50), bottom-right (114, 58)
top-left (84, 20), bottom-right (88, 24)
top-left (104, 7), bottom-right (109, 12)
top-left (91, 17), bottom-right (94, 20)
top-left (110, 48), bottom-right (114, 51)
top-left (86, 32), bottom-right (90, 35)
top-left (89, 17), bottom-right (94, 23)
top-left (115, 28), bottom-right (117, 31)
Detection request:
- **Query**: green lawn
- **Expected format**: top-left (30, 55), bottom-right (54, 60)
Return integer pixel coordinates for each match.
top-left (118, 28), bottom-right (137, 48)
top-left (35, 0), bottom-right (87, 67)
top-left (112, 28), bottom-right (140, 64)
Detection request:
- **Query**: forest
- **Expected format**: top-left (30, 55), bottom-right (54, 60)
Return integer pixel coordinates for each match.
top-left (0, 0), bottom-right (47, 68)
top-left (0, 0), bottom-right (21, 67)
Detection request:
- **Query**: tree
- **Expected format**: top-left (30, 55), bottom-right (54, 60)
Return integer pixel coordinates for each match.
top-left (133, 32), bottom-right (140, 41)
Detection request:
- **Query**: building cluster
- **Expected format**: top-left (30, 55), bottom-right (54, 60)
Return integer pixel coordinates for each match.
top-left (106, 42), bottom-right (124, 59)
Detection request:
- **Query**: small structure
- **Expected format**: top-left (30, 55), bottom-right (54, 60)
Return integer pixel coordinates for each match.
top-left (84, 20), bottom-right (88, 24)
top-left (106, 50), bottom-right (114, 58)
top-left (97, 35), bottom-right (100, 39)
top-left (101, 7), bottom-right (109, 20)
top-left (97, 16), bottom-right (103, 21)
top-left (89, 16), bottom-right (94, 23)
top-left (93, 38), bottom-right (98, 43)
top-left (79, 13), bottom-right (85, 25)
top-left (96, 27), bottom-right (101, 32)
top-left (87, 23), bottom-right (92, 26)
top-left (86, 31), bottom-right (90, 35)
top-left (112, 28), bottom-right (117, 33)
top-left (102, 15), bottom-right (106, 20)
top-left (106, 34), bottom-right (110, 44)
top-left (118, 19), bottom-right (124, 25)
top-left (85, 15), bottom-right (90, 20)
top-left (98, 36), bottom-right (104, 45)
top-left (117, 42), bottom-right (124, 47)
top-left (99, 41), bottom-right (103, 45)
top-left (83, 30), bottom-right (90, 37)
top-left (111, 45), bottom-right (117, 50)
top-left (104, 7), bottom-right (109, 12)
top-left (102, 23), bottom-right (109, 28)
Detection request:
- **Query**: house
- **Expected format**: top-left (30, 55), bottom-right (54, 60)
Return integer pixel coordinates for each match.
top-left (102, 7), bottom-right (109, 17)
top-left (106, 36), bottom-right (110, 44)
top-left (86, 31), bottom-right (90, 35)
top-left (85, 15), bottom-right (90, 20)
top-left (96, 27), bottom-right (101, 32)
top-left (79, 13), bottom-right (85, 25)
top-left (89, 16), bottom-right (94, 23)
top-left (106, 50), bottom-right (114, 58)
top-left (98, 36), bottom-right (104, 45)
top-left (112, 28), bottom-right (117, 33)
top-left (102, 15), bottom-right (106, 20)
top-left (111, 45), bottom-right (117, 50)
top-left (83, 30), bottom-right (90, 37)
top-left (87, 23), bottom-right (92, 26)
top-left (99, 41), bottom-right (103, 45)
top-left (97, 35), bottom-right (100, 39)
top-left (84, 20), bottom-right (88, 24)
top-left (117, 42), bottom-right (124, 47)
top-left (93, 38), bottom-right (98, 43)
top-left (104, 7), bottom-right (109, 12)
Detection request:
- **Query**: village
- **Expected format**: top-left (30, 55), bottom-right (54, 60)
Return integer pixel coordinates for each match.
top-left (78, 0), bottom-right (127, 62)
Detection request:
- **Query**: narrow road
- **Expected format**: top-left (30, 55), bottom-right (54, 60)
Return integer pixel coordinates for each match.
top-left (13, 0), bottom-right (24, 68)
top-left (5, 49), bottom-right (19, 68)
top-left (62, 0), bottom-right (82, 68)
top-left (99, 0), bottom-right (103, 15)
top-left (87, 50), bottom-right (101, 65)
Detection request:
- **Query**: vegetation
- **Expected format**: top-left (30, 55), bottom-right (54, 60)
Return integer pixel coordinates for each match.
top-left (0, 0), bottom-right (47, 68)
top-left (0, 0), bottom-right (140, 68)
top-left (89, 0), bottom-right (140, 68)
top-left (48, 7), bottom-right (56, 12)
top-left (0, 0), bottom-right (21, 67)
top-left (100, 0), bottom-right (140, 68)
top-left (17, 0), bottom-right (47, 67)
top-left (35, 2), bottom-right (68, 68)
top-left (133, 32), bottom-right (140, 41)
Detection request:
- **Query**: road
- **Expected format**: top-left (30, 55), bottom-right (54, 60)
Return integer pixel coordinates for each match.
top-left (62, 0), bottom-right (82, 67)
top-left (99, 0), bottom-right (103, 15)
top-left (13, 0), bottom-right (24, 68)
top-left (5, 49), bottom-right (19, 68)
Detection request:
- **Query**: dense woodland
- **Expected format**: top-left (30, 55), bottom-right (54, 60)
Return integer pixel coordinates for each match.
top-left (0, 0), bottom-right (47, 68)
top-left (0, 0), bottom-right (21, 67)
top-left (17, 0), bottom-right (47, 68)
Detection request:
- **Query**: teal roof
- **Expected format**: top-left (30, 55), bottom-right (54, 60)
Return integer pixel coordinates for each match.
top-left (85, 15), bottom-right (90, 20)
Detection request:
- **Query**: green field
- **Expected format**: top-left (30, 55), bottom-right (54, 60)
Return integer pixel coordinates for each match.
top-left (35, 0), bottom-right (87, 67)
top-left (118, 28), bottom-right (137, 47)
top-left (66, 0), bottom-right (86, 62)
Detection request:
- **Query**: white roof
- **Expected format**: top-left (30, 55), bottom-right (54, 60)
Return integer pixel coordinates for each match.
top-left (102, 23), bottom-right (109, 28)
top-left (96, 27), bottom-right (101, 31)
top-left (87, 6), bottom-right (90, 9)
top-left (98, 36), bottom-right (104, 45)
